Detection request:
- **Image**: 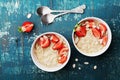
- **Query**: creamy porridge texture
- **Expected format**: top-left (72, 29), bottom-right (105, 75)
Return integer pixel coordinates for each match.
top-left (34, 43), bottom-right (59, 68)
top-left (34, 34), bottom-right (69, 68)
top-left (74, 19), bottom-right (108, 54)
top-left (76, 29), bottom-right (104, 54)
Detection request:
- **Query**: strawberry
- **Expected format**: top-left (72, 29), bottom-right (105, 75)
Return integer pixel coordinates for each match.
top-left (50, 34), bottom-right (59, 43)
top-left (18, 21), bottom-right (34, 32)
top-left (58, 55), bottom-right (67, 64)
top-left (99, 23), bottom-right (107, 36)
top-left (92, 28), bottom-right (101, 39)
top-left (39, 37), bottom-right (45, 46)
top-left (88, 22), bottom-right (95, 28)
top-left (75, 26), bottom-right (86, 37)
top-left (39, 35), bottom-right (50, 48)
top-left (58, 47), bottom-right (69, 56)
top-left (87, 19), bottom-right (94, 22)
top-left (52, 40), bottom-right (63, 50)
top-left (102, 35), bottom-right (108, 46)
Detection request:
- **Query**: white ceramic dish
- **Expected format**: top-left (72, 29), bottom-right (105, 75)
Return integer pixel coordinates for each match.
top-left (31, 32), bottom-right (71, 72)
top-left (72, 17), bottom-right (112, 57)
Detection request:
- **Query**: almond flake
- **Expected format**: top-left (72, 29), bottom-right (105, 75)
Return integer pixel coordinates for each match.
top-left (93, 65), bottom-right (97, 69)
top-left (84, 62), bottom-right (89, 65)
top-left (72, 64), bottom-right (76, 68)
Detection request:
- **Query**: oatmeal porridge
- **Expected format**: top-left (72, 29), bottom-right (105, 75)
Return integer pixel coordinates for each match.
top-left (33, 33), bottom-right (69, 68)
top-left (73, 19), bottom-right (108, 54)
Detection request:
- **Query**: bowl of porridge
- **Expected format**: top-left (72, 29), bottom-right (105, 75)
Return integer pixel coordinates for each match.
top-left (31, 32), bottom-right (71, 72)
top-left (72, 17), bottom-right (112, 57)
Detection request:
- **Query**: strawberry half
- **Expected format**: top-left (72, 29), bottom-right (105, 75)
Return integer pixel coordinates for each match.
top-left (39, 35), bottom-right (50, 48)
top-left (87, 22), bottom-right (95, 28)
top-left (18, 21), bottom-right (34, 32)
top-left (50, 34), bottom-right (59, 43)
top-left (99, 23), bottom-right (107, 36)
top-left (52, 40), bottom-right (63, 50)
top-left (58, 55), bottom-right (67, 64)
top-left (102, 35), bottom-right (108, 46)
top-left (39, 37), bottom-right (45, 46)
top-left (92, 28), bottom-right (101, 39)
top-left (87, 19), bottom-right (94, 22)
top-left (75, 26), bottom-right (86, 37)
top-left (58, 47), bottom-right (69, 56)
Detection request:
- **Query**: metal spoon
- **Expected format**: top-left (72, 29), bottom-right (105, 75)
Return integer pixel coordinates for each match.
top-left (37, 4), bottom-right (86, 15)
top-left (41, 5), bottom-right (86, 24)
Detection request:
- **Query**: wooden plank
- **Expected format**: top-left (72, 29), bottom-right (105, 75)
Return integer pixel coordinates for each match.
top-left (0, 0), bottom-right (120, 80)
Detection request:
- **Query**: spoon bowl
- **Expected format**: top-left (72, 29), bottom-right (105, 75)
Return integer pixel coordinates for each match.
top-left (37, 6), bottom-right (51, 15)
top-left (41, 14), bottom-right (55, 24)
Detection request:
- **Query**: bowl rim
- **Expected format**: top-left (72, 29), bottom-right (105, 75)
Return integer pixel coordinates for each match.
top-left (72, 17), bottom-right (112, 57)
top-left (31, 32), bottom-right (71, 72)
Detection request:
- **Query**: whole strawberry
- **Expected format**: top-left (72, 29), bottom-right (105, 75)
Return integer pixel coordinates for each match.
top-left (18, 21), bottom-right (34, 32)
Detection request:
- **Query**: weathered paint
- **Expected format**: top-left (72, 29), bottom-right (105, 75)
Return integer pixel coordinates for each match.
top-left (0, 0), bottom-right (120, 80)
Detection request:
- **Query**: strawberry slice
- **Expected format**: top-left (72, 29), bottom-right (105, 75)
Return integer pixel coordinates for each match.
top-left (88, 22), bottom-right (95, 28)
top-left (102, 35), bottom-right (108, 46)
top-left (87, 19), bottom-right (94, 22)
top-left (75, 26), bottom-right (86, 37)
top-left (92, 28), bottom-right (101, 39)
top-left (18, 21), bottom-right (34, 32)
top-left (52, 40), bottom-right (63, 50)
top-left (39, 35), bottom-right (50, 48)
top-left (39, 37), bottom-right (45, 46)
top-left (58, 47), bottom-right (69, 56)
top-left (99, 23), bottom-right (107, 36)
top-left (58, 55), bottom-right (67, 64)
top-left (50, 34), bottom-right (59, 43)
top-left (85, 19), bottom-right (95, 28)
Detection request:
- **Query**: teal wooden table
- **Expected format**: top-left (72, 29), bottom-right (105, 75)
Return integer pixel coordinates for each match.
top-left (0, 0), bottom-right (120, 80)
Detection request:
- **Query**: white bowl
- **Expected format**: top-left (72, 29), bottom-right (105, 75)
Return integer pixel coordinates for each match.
top-left (31, 32), bottom-right (71, 72)
top-left (72, 17), bottom-right (112, 57)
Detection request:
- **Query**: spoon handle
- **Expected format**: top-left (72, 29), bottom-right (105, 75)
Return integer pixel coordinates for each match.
top-left (52, 10), bottom-right (70, 13)
top-left (55, 12), bottom-right (69, 17)
top-left (55, 4), bottom-right (86, 17)
top-left (52, 4), bottom-right (86, 13)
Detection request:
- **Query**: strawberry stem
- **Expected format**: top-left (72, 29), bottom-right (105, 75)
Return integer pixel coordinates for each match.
top-left (18, 27), bottom-right (23, 32)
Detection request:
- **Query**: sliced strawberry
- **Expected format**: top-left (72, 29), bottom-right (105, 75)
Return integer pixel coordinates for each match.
top-left (102, 35), bottom-right (108, 46)
top-left (58, 55), bottom-right (67, 64)
top-left (87, 19), bottom-right (94, 22)
top-left (92, 28), bottom-right (101, 39)
top-left (39, 37), bottom-right (45, 46)
top-left (22, 21), bottom-right (32, 26)
top-left (52, 40), bottom-right (63, 50)
top-left (99, 23), bottom-right (107, 36)
top-left (18, 21), bottom-right (34, 32)
top-left (84, 19), bottom-right (95, 28)
top-left (75, 26), bottom-right (86, 37)
top-left (88, 22), bottom-right (95, 28)
top-left (50, 34), bottom-right (59, 43)
top-left (39, 35), bottom-right (50, 48)
top-left (58, 47), bottom-right (69, 56)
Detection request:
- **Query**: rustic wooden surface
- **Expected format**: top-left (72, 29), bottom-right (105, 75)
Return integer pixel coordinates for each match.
top-left (0, 0), bottom-right (120, 80)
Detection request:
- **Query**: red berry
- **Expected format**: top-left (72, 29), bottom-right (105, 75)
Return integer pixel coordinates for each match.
top-left (58, 55), bottom-right (67, 64)
top-left (75, 26), bottom-right (87, 37)
top-left (102, 35), bottom-right (108, 46)
top-left (58, 47), bottom-right (69, 56)
top-left (18, 21), bottom-right (34, 32)
top-left (39, 35), bottom-right (50, 48)
top-left (92, 28), bottom-right (101, 39)
top-left (50, 34), bottom-right (59, 43)
top-left (52, 40), bottom-right (63, 50)
top-left (99, 23), bottom-right (107, 36)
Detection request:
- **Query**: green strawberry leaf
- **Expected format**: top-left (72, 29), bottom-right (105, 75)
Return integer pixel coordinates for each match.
top-left (18, 27), bottom-right (23, 32)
